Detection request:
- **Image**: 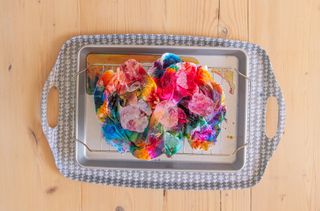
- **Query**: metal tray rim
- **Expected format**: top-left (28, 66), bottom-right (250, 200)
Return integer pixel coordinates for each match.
top-left (75, 44), bottom-right (249, 172)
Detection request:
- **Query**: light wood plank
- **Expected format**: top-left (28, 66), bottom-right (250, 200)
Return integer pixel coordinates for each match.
top-left (78, 1), bottom-right (165, 211)
top-left (163, 190), bottom-right (221, 211)
top-left (80, 0), bottom-right (220, 36)
top-left (0, 0), bottom-right (81, 211)
top-left (219, 0), bottom-right (251, 210)
top-left (250, 0), bottom-right (320, 210)
top-left (81, 183), bottom-right (163, 211)
top-left (79, 1), bottom-right (221, 211)
top-left (219, 0), bottom-right (248, 40)
top-left (155, 0), bottom-right (222, 209)
top-left (221, 190), bottom-right (251, 211)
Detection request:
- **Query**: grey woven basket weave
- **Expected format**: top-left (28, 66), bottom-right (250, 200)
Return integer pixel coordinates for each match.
top-left (41, 34), bottom-right (285, 190)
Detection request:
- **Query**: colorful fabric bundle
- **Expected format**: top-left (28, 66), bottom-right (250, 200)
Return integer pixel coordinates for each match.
top-left (94, 53), bottom-right (226, 160)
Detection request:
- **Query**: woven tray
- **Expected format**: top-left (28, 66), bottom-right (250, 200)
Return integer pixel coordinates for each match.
top-left (41, 34), bottom-right (285, 190)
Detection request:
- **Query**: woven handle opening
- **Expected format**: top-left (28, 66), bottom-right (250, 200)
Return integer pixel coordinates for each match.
top-left (47, 86), bottom-right (59, 128)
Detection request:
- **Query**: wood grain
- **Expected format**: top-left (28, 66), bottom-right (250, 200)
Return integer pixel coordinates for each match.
top-left (219, 0), bottom-right (248, 40)
top-left (78, 1), bottom-right (166, 211)
top-left (0, 0), bottom-right (320, 210)
top-left (81, 183), bottom-right (163, 211)
top-left (79, 1), bottom-right (221, 210)
top-left (249, 0), bottom-right (320, 211)
top-left (163, 190), bottom-right (220, 211)
top-left (79, 0), bottom-right (220, 36)
top-left (219, 1), bottom-right (251, 210)
top-left (221, 190), bottom-right (251, 211)
top-left (0, 0), bottom-right (82, 211)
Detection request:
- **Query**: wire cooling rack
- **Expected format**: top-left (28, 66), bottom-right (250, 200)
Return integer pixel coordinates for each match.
top-left (74, 61), bottom-right (250, 159)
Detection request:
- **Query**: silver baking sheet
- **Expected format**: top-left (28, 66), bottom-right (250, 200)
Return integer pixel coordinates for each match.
top-left (76, 45), bottom-right (248, 171)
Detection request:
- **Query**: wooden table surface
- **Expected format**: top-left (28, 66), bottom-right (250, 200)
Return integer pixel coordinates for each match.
top-left (1, 0), bottom-right (320, 210)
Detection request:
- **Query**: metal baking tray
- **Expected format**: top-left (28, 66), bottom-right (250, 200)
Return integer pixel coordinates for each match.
top-left (76, 45), bottom-right (248, 171)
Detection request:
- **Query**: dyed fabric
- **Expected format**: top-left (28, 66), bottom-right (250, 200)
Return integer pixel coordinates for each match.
top-left (94, 54), bottom-right (226, 160)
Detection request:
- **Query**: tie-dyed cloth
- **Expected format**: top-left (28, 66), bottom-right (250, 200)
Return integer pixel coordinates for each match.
top-left (94, 53), bottom-right (226, 160)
